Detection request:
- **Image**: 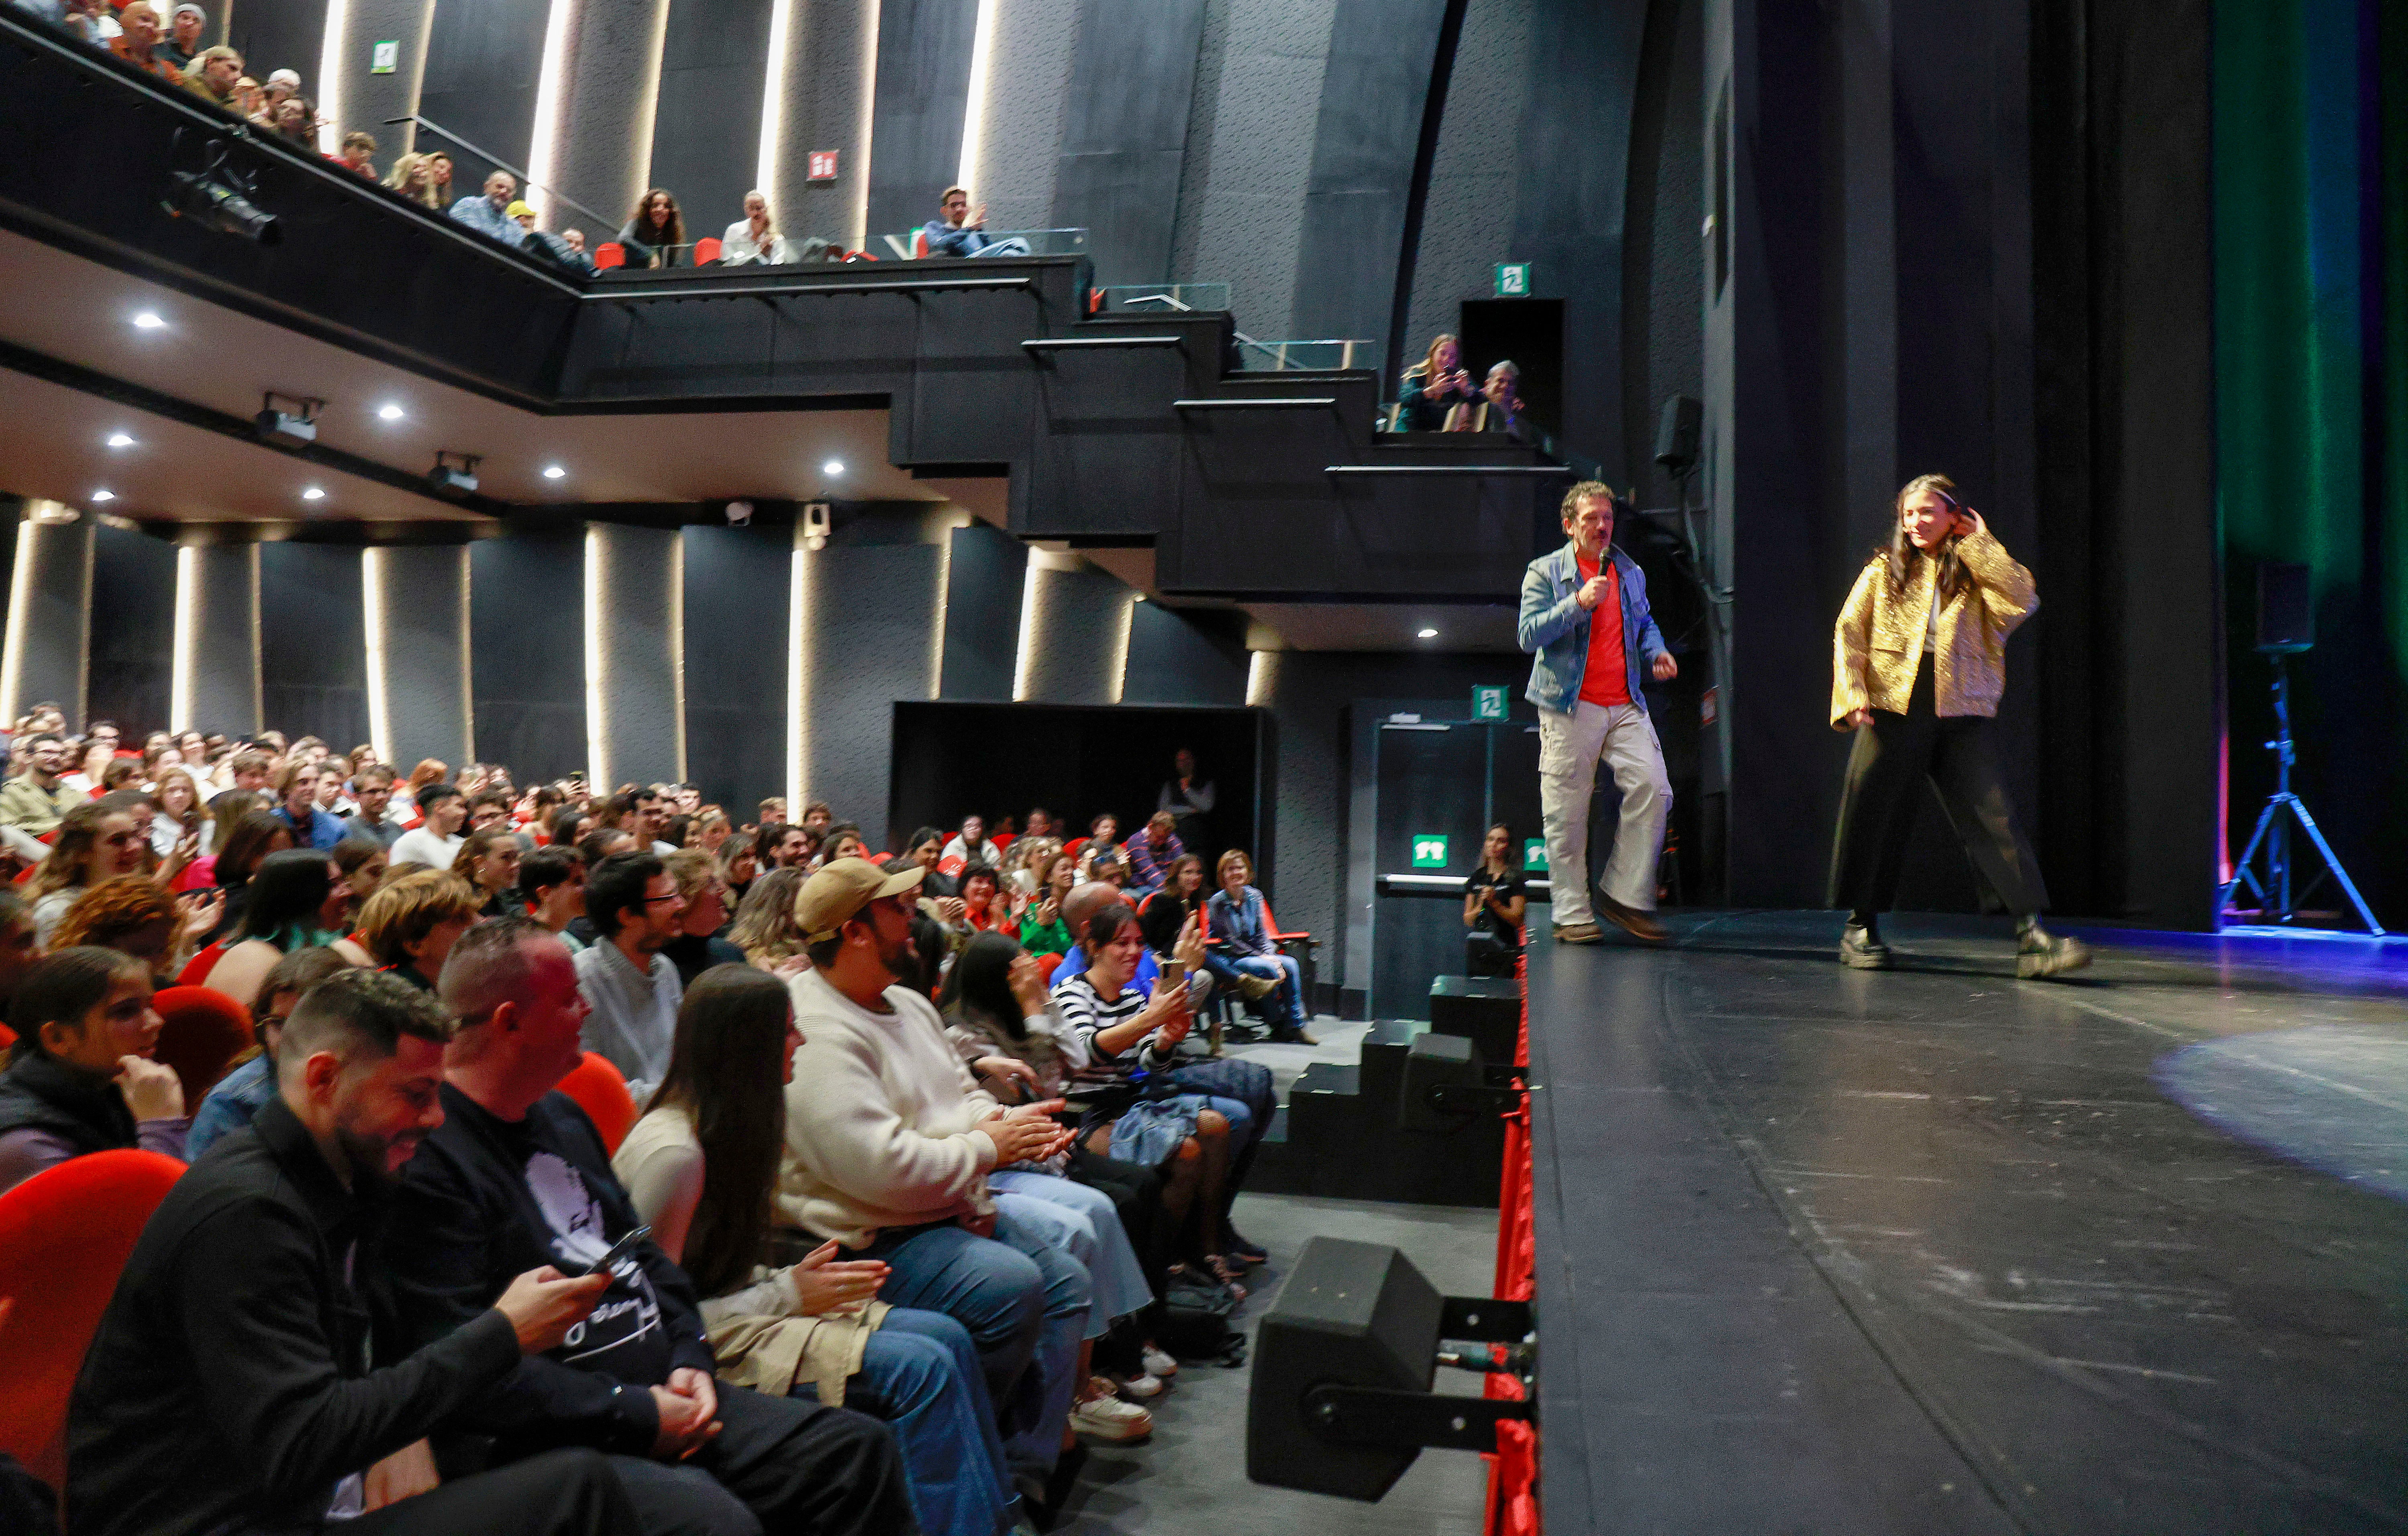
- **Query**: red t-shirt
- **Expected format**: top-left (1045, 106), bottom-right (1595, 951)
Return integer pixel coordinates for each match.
top-left (1576, 553), bottom-right (1629, 707)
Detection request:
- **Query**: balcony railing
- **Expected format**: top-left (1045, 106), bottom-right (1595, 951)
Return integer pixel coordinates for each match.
top-left (878, 227), bottom-right (1089, 260)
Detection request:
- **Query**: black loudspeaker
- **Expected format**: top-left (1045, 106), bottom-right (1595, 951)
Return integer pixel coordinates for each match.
top-left (2258, 562), bottom-right (2313, 654)
top-left (1654, 394), bottom-right (1702, 473)
top-left (1428, 975), bottom-right (1521, 1065)
top-left (1398, 1032), bottom-right (1479, 1132)
top-left (1247, 1238), bottom-right (1443, 1500)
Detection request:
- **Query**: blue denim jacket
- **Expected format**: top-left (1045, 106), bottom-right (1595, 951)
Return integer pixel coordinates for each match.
top-left (1516, 541), bottom-right (1668, 714)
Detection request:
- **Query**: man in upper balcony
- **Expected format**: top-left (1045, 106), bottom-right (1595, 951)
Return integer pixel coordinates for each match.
top-left (920, 187), bottom-right (1029, 258)
top-left (158, 1), bottom-right (204, 69)
top-left (451, 169), bottom-right (528, 248)
top-left (109, 2), bottom-right (182, 80)
top-left (179, 44), bottom-right (242, 110)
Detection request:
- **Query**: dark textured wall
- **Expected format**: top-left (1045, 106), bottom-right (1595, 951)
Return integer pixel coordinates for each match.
top-left (862, 0), bottom-right (978, 245)
top-left (183, 544), bottom-right (261, 737)
top-left (1621, 0), bottom-right (1704, 511)
top-left (1018, 562), bottom-right (1131, 706)
top-left (1122, 602), bottom-right (1247, 706)
top-left (937, 522), bottom-right (1027, 701)
top-left (418, 0), bottom-right (551, 191)
top-left (647, 0), bottom-right (774, 235)
top-left (681, 524), bottom-right (789, 817)
top-left (1049, 0), bottom-right (1209, 286)
top-left (6, 517), bottom-right (92, 729)
top-left (226, 0), bottom-right (328, 112)
top-left (469, 531), bottom-right (586, 783)
top-left (798, 521), bottom-right (946, 851)
top-left (87, 523), bottom-right (173, 738)
top-left (260, 541), bottom-right (371, 753)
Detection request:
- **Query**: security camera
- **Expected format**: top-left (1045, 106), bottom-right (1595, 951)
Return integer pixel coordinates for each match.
top-left (725, 500), bottom-right (754, 527)
top-left (802, 500), bottom-right (831, 553)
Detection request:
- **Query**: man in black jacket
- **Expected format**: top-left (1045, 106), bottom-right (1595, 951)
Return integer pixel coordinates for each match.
top-left (67, 967), bottom-right (641, 1536)
top-left (386, 917), bottom-right (918, 1536)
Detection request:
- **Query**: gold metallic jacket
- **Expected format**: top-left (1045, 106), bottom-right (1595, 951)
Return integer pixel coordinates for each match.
top-left (1830, 527), bottom-right (2036, 728)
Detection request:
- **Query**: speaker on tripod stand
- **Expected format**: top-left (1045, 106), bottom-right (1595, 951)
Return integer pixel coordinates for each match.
top-left (2215, 563), bottom-right (2386, 934)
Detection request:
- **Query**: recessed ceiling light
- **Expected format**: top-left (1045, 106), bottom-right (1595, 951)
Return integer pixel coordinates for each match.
top-left (1417, 627), bottom-right (1438, 639)
top-left (378, 403), bottom-right (406, 421)
top-left (131, 311), bottom-right (165, 329)
top-left (106, 432), bottom-right (135, 448)
top-left (822, 459), bottom-right (845, 476)
top-left (543, 464), bottom-right (566, 480)
top-left (91, 490), bottom-right (116, 502)
top-left (301, 486), bottom-right (326, 501)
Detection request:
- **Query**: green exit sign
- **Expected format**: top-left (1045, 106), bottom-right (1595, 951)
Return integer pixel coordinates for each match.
top-left (1524, 839), bottom-right (1547, 871)
top-left (1411, 834), bottom-right (1449, 868)
top-left (1472, 685), bottom-right (1507, 720)
top-left (1494, 262), bottom-right (1531, 297)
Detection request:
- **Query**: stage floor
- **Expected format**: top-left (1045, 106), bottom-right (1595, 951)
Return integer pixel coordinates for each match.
top-left (1524, 911), bottom-right (2408, 1536)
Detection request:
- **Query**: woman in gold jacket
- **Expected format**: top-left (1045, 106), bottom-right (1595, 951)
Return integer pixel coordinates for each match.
top-left (1827, 473), bottom-right (2088, 978)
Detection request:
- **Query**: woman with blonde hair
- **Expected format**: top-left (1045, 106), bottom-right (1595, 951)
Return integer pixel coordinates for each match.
top-left (1827, 473), bottom-right (2085, 978)
top-left (384, 150), bottom-right (443, 208)
top-left (1394, 332), bottom-right (1476, 431)
top-left (726, 866), bottom-right (806, 972)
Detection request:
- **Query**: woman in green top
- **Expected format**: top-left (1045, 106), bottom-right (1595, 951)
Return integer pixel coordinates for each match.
top-left (1018, 850), bottom-right (1077, 958)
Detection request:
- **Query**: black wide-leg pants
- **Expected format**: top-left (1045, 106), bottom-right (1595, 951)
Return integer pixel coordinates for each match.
top-left (1827, 656), bottom-right (2047, 918)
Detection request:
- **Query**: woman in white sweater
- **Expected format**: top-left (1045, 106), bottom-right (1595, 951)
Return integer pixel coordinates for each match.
top-left (613, 964), bottom-right (1015, 1536)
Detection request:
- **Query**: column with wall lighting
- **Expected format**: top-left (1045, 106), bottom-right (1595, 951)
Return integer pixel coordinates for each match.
top-left (364, 542), bottom-right (472, 770)
top-left (526, 0), bottom-right (675, 238)
top-left (584, 522), bottom-right (685, 791)
top-left (172, 538), bottom-right (262, 736)
top-left (0, 504), bottom-right (94, 729)
top-left (319, 0), bottom-right (437, 158)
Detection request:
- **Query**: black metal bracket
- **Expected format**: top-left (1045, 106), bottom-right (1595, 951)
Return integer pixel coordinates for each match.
top-left (1422, 1069), bottom-right (1529, 1118)
top-left (1303, 1385), bottom-right (1533, 1453)
top-left (1439, 1296), bottom-right (1533, 1341)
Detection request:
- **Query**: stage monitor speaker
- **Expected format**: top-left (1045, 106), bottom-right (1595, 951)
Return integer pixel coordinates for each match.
top-left (1654, 394), bottom-right (1702, 473)
top-left (1247, 1237), bottom-right (1442, 1501)
top-left (1428, 975), bottom-right (1521, 1065)
top-left (1398, 1031), bottom-right (1479, 1133)
top-left (2258, 562), bottom-right (2312, 654)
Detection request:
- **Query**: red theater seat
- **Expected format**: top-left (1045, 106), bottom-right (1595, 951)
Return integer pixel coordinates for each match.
top-left (151, 985), bottom-right (254, 1107)
top-left (595, 241), bottom-right (626, 270)
top-left (0, 1150), bottom-right (186, 1488)
top-left (694, 236), bottom-right (722, 264)
top-left (559, 1051), bottom-right (638, 1153)
top-left (177, 941), bottom-right (228, 987)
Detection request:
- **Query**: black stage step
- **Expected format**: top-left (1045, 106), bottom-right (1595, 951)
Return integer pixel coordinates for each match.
top-left (1249, 1007), bottom-right (1507, 1207)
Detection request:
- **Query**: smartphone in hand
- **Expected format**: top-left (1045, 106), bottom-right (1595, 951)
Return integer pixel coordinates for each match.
top-left (569, 1225), bottom-right (651, 1278)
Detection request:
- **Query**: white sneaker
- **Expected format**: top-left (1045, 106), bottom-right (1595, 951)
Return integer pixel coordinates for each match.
top-left (1116, 1372), bottom-right (1166, 1401)
top-left (1141, 1344), bottom-right (1179, 1379)
top-left (1071, 1391), bottom-right (1154, 1442)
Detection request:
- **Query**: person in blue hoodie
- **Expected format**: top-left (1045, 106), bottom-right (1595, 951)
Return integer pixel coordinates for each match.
top-left (1515, 481), bottom-right (1677, 945)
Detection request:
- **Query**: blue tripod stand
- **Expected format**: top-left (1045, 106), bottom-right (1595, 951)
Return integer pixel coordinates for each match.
top-left (2216, 654), bottom-right (2385, 935)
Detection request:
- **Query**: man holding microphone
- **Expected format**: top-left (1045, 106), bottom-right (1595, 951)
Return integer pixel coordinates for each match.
top-left (1516, 482), bottom-right (1678, 944)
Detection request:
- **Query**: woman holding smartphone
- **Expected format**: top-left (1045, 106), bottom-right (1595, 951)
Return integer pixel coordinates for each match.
top-left (1827, 474), bottom-right (2088, 978)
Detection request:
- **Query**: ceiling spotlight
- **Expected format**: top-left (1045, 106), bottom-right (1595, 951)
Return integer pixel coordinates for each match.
top-left (822, 459), bottom-right (845, 477)
top-left (543, 464), bottom-right (566, 480)
top-left (1417, 628), bottom-right (1438, 639)
top-left (725, 500), bottom-right (754, 527)
top-left (301, 486), bottom-right (325, 501)
top-left (254, 390), bottom-right (322, 449)
top-left (106, 433), bottom-right (135, 448)
top-left (91, 490), bottom-right (116, 502)
top-left (131, 311), bottom-right (166, 329)
top-left (377, 403), bottom-right (405, 421)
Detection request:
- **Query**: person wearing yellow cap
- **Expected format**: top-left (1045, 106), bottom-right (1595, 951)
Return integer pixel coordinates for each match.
top-left (776, 858), bottom-right (1098, 1493)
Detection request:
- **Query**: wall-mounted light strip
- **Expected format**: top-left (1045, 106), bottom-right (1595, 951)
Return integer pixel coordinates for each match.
top-left (456, 546), bottom-right (475, 764)
top-left (582, 526), bottom-right (608, 788)
top-left (525, 0), bottom-right (582, 223)
top-left (852, 0), bottom-right (883, 249)
top-left (1109, 592), bottom-right (1134, 705)
top-left (956, 0), bottom-right (1001, 193)
top-left (244, 546), bottom-right (264, 732)
top-left (1009, 558), bottom-right (1041, 701)
top-left (755, 0), bottom-right (796, 199)
top-left (787, 520), bottom-right (812, 812)
top-left (0, 510), bottom-right (43, 726)
top-left (669, 531), bottom-right (689, 783)
top-left (315, 0), bottom-right (352, 156)
top-left (929, 521), bottom-right (956, 699)
top-left (362, 547), bottom-right (391, 762)
top-left (169, 547), bottom-right (197, 731)
top-left (1246, 649), bottom-right (1275, 708)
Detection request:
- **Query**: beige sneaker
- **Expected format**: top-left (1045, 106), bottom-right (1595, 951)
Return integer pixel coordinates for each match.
top-left (1553, 920), bottom-right (1604, 944)
top-left (1071, 1386), bottom-right (1154, 1442)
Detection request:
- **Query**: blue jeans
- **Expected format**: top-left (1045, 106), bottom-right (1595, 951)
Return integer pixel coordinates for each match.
top-left (797, 1308), bottom-right (1014, 1536)
top-left (861, 1210), bottom-right (1091, 1477)
top-left (1229, 953), bottom-right (1306, 1032)
top-left (989, 1173), bottom-right (1154, 1331)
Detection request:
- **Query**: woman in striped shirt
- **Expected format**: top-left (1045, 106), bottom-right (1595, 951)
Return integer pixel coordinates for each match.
top-left (1052, 904), bottom-right (1257, 1282)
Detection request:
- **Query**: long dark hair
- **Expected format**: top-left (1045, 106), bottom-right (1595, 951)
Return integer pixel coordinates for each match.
top-left (631, 187), bottom-right (684, 246)
top-left (239, 848), bottom-right (336, 948)
top-left (649, 964), bottom-right (792, 1298)
top-left (8, 947), bottom-right (144, 1064)
top-left (215, 811), bottom-right (292, 890)
top-left (939, 931), bottom-right (1028, 1042)
top-left (1881, 472), bottom-right (1971, 603)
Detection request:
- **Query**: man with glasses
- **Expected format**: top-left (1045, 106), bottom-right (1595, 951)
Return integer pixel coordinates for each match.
top-left (0, 733), bottom-right (87, 836)
top-left (571, 852), bottom-right (683, 1103)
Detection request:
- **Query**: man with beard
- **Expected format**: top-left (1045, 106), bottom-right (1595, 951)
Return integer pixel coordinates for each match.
top-left (67, 969), bottom-right (637, 1536)
top-left (778, 859), bottom-right (1092, 1490)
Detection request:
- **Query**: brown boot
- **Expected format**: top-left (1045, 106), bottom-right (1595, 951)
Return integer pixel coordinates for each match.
top-left (1597, 895), bottom-right (1667, 943)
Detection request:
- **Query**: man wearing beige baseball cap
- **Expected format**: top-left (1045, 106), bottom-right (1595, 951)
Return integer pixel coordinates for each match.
top-left (776, 858), bottom-right (1094, 1485)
